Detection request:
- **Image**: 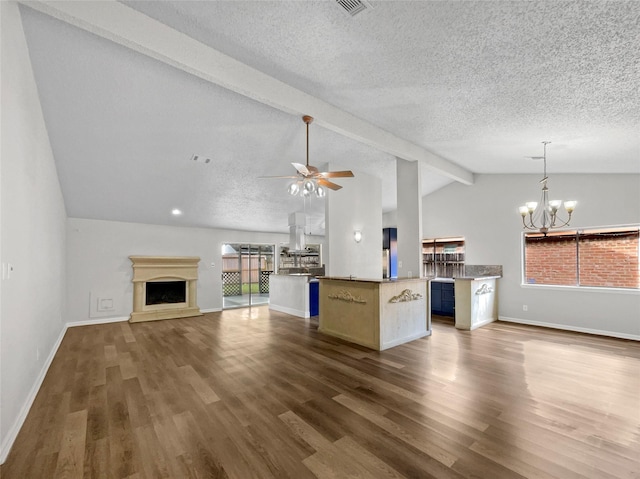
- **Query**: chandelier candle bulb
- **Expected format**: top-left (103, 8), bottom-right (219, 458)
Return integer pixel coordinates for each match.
top-left (548, 200), bottom-right (561, 211)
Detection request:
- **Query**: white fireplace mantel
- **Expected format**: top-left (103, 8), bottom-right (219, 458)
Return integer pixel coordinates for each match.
top-left (129, 256), bottom-right (202, 323)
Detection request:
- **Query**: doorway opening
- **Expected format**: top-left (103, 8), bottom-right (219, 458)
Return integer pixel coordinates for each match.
top-left (222, 243), bottom-right (275, 309)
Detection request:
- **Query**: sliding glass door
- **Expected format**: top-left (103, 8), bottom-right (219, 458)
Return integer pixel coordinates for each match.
top-left (221, 243), bottom-right (275, 309)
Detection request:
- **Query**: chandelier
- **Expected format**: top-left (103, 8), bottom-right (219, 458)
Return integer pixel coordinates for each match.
top-left (519, 141), bottom-right (576, 235)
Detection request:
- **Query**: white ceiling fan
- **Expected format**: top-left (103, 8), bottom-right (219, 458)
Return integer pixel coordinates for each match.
top-left (260, 115), bottom-right (354, 197)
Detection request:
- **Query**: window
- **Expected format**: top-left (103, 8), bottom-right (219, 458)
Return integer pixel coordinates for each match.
top-left (422, 237), bottom-right (465, 277)
top-left (523, 226), bottom-right (640, 289)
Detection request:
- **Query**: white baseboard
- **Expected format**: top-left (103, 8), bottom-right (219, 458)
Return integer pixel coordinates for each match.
top-left (67, 316), bottom-right (129, 328)
top-left (0, 324), bottom-right (67, 464)
top-left (498, 316), bottom-right (640, 341)
top-left (268, 304), bottom-right (309, 318)
top-left (469, 317), bottom-right (496, 331)
top-left (200, 308), bottom-right (222, 313)
top-left (0, 315), bottom-right (133, 464)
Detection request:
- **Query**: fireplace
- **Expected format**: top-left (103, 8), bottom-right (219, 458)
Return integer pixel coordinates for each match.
top-left (146, 281), bottom-right (186, 305)
top-left (129, 256), bottom-right (202, 323)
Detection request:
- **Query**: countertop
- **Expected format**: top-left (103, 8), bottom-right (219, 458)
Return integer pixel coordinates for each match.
top-left (432, 276), bottom-right (501, 282)
top-left (318, 276), bottom-right (429, 284)
top-left (271, 273), bottom-right (318, 282)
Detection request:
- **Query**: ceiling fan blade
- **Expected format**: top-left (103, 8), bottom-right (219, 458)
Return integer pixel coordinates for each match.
top-left (292, 162), bottom-right (310, 176)
top-left (306, 164), bottom-right (319, 174)
top-left (320, 170), bottom-right (354, 178)
top-left (318, 178), bottom-right (343, 190)
top-left (258, 175), bottom-right (300, 179)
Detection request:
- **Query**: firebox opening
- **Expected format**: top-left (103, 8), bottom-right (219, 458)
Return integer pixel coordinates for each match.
top-left (146, 281), bottom-right (187, 305)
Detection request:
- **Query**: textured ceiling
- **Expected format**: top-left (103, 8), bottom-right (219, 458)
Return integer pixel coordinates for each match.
top-left (18, 1), bottom-right (640, 234)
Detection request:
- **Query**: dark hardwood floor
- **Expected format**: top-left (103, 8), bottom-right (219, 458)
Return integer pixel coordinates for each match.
top-left (2, 307), bottom-right (639, 478)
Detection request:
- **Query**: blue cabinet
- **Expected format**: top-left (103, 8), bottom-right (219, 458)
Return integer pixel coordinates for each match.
top-left (431, 281), bottom-right (455, 316)
top-left (309, 281), bottom-right (319, 316)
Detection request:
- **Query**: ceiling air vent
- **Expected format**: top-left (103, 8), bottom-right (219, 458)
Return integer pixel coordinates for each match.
top-left (190, 154), bottom-right (212, 164)
top-left (336, 0), bottom-right (372, 17)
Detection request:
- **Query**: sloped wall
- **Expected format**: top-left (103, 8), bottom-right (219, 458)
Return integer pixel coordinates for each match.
top-left (1, 1), bottom-right (67, 461)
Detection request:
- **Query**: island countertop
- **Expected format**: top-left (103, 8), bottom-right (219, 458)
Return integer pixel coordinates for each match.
top-left (318, 276), bottom-right (431, 284)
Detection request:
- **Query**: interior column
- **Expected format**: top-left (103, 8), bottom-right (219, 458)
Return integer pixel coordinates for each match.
top-left (396, 158), bottom-right (423, 278)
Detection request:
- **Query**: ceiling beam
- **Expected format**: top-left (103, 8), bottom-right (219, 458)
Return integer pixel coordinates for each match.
top-left (23, 0), bottom-right (474, 185)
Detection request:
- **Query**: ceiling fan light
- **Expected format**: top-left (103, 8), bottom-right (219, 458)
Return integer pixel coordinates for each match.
top-left (288, 182), bottom-right (300, 196)
top-left (303, 179), bottom-right (316, 193)
top-left (315, 185), bottom-right (326, 198)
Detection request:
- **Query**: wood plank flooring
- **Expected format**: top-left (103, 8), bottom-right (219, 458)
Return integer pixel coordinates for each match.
top-left (2, 307), bottom-right (639, 478)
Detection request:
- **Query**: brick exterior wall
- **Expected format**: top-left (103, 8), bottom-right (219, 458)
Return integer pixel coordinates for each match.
top-left (525, 236), bottom-right (577, 285)
top-left (578, 232), bottom-right (639, 288)
top-left (525, 230), bottom-right (639, 288)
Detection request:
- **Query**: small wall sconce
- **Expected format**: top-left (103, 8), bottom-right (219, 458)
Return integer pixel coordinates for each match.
top-left (353, 230), bottom-right (362, 243)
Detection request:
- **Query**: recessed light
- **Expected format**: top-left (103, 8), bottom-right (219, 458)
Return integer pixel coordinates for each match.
top-left (171, 208), bottom-right (182, 216)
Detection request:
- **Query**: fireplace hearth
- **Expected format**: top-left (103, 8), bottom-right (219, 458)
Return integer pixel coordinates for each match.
top-left (129, 256), bottom-right (202, 323)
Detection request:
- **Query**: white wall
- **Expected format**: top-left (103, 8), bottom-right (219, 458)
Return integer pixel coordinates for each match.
top-left (325, 170), bottom-right (382, 279)
top-left (422, 173), bottom-right (640, 338)
top-left (1, 1), bottom-right (68, 461)
top-left (382, 210), bottom-right (397, 228)
top-left (66, 217), bottom-right (324, 323)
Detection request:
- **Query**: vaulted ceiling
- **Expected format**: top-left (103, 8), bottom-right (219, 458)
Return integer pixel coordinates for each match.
top-left (18, 1), bottom-right (640, 234)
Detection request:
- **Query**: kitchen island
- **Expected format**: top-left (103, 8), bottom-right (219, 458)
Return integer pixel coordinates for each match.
top-left (318, 276), bottom-right (430, 351)
top-left (269, 274), bottom-right (319, 318)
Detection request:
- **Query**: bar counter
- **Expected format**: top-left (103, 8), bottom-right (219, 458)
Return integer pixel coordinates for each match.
top-left (318, 276), bottom-right (431, 351)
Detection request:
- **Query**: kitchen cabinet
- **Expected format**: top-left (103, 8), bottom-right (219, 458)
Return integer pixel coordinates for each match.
top-left (431, 280), bottom-right (455, 316)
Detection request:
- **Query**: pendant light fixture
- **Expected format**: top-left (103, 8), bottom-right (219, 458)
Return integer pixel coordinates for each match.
top-left (519, 141), bottom-right (577, 235)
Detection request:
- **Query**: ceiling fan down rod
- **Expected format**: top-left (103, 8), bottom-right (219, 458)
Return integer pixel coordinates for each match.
top-left (303, 115), bottom-right (313, 168)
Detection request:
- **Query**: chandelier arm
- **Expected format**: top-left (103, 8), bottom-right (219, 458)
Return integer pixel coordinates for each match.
top-left (553, 213), bottom-right (573, 229)
top-left (522, 217), bottom-right (536, 230)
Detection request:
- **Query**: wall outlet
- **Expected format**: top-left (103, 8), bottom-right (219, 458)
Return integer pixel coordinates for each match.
top-left (523, 305), bottom-right (528, 311)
